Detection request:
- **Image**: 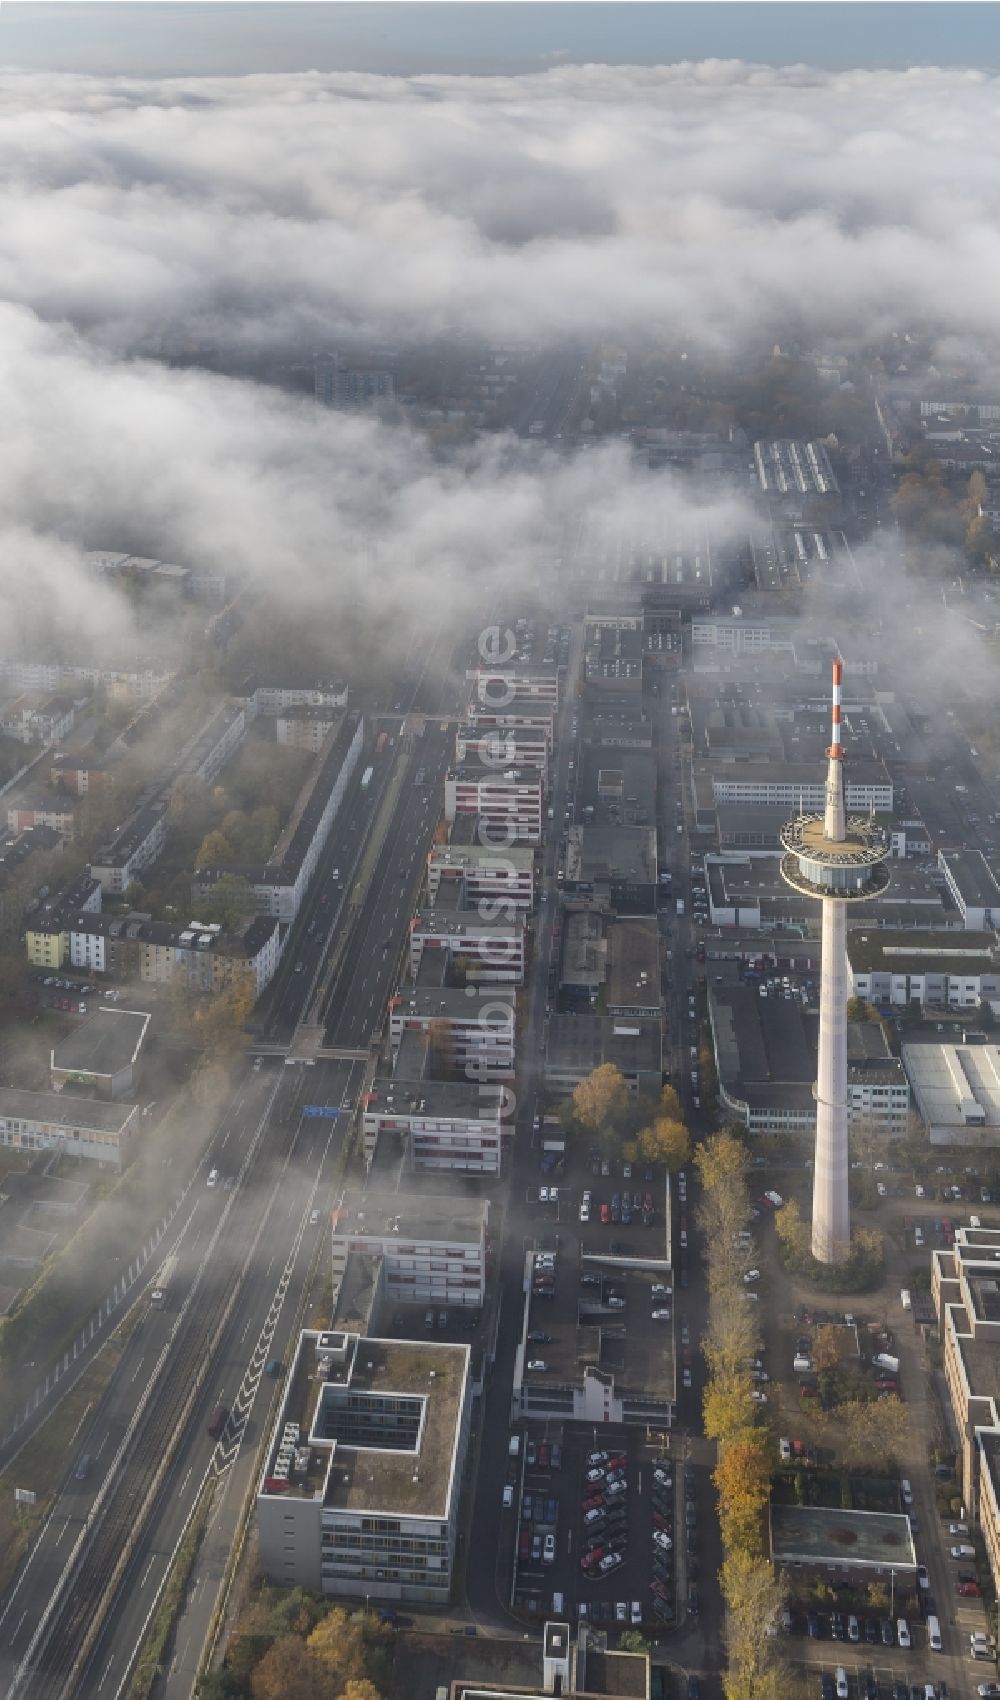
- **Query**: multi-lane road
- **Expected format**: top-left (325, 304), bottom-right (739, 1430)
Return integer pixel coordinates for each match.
top-left (0, 612), bottom-right (482, 1699)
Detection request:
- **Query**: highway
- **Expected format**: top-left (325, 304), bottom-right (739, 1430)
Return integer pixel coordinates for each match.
top-left (0, 1053), bottom-right (363, 1700)
top-left (322, 725), bottom-right (451, 1050)
top-left (0, 611), bottom-right (483, 1699)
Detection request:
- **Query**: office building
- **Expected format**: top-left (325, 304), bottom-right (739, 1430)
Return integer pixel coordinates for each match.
top-left (256, 1329), bottom-right (470, 1604)
top-left (331, 1191), bottom-right (490, 1310)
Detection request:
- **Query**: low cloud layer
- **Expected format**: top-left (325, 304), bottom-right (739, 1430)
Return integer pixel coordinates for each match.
top-left (2, 61), bottom-right (1000, 356)
top-left (1, 58), bottom-right (997, 661)
top-left (0, 302), bottom-right (754, 667)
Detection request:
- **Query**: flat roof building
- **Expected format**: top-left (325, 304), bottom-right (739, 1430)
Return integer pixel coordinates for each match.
top-left (409, 908), bottom-right (526, 985)
top-left (769, 1504), bottom-right (916, 1576)
top-left (389, 985), bottom-right (516, 1079)
top-left (0, 1087), bottom-right (139, 1167)
top-left (710, 983), bottom-right (909, 1137)
top-left (902, 1039), bottom-right (1000, 1145)
top-left (444, 765), bottom-right (544, 847)
top-left (256, 1329), bottom-right (471, 1605)
top-left (331, 1190), bottom-right (490, 1310)
top-left (362, 1078), bottom-right (507, 1175)
top-left (932, 1226), bottom-right (1000, 1600)
top-left (50, 1007), bottom-right (151, 1101)
top-left (564, 826), bottom-right (657, 915)
top-left (426, 843), bottom-right (534, 911)
top-left (939, 848), bottom-right (1000, 930)
top-left (848, 929), bottom-right (1000, 1012)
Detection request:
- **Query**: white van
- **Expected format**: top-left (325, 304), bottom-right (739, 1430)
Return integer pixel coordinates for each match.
top-left (207, 1168), bottom-right (219, 1188)
top-left (552, 1591), bottom-right (564, 1616)
top-left (927, 1615), bottom-right (942, 1651)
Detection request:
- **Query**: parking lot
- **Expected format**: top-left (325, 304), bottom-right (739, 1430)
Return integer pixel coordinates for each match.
top-left (507, 1423), bottom-right (700, 1631)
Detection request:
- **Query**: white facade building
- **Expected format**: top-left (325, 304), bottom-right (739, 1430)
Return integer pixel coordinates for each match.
top-left (256, 1330), bottom-right (471, 1605)
top-left (444, 767), bottom-right (544, 847)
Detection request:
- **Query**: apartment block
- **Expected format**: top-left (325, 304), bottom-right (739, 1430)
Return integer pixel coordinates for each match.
top-left (444, 766), bottom-right (543, 847)
top-left (276, 707), bottom-right (344, 753)
top-left (236, 678), bottom-right (349, 720)
top-left (425, 843), bottom-right (534, 911)
top-left (24, 874), bottom-right (103, 970)
top-left (331, 1192), bottom-right (490, 1309)
top-left (194, 713), bottom-right (363, 922)
top-left (90, 806), bottom-right (167, 895)
top-left (182, 703), bottom-right (246, 784)
top-left (454, 723), bottom-right (550, 779)
top-left (408, 909), bottom-right (525, 985)
top-left (388, 986), bottom-right (516, 1078)
top-left (362, 1079), bottom-right (506, 1174)
top-left (468, 667), bottom-right (560, 706)
top-left (0, 692), bottom-right (77, 747)
top-left (256, 1330), bottom-right (470, 1605)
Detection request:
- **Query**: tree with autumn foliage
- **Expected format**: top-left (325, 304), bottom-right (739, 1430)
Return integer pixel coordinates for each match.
top-left (720, 1550), bottom-right (789, 1700)
top-left (638, 1116), bottom-right (690, 1171)
top-left (306, 1608), bottom-right (368, 1688)
top-left (250, 1635), bottom-right (325, 1700)
top-left (340, 1682), bottom-right (385, 1700)
top-left (714, 1431), bottom-right (773, 1554)
top-left (812, 1324), bottom-right (845, 1376)
top-left (703, 1376), bottom-right (756, 1447)
top-left (695, 1129), bottom-right (749, 1192)
top-left (569, 1063), bottom-right (631, 1150)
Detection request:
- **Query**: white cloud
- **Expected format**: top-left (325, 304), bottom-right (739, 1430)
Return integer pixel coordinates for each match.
top-left (0, 58), bottom-right (994, 659)
top-left (0, 62), bottom-right (998, 354)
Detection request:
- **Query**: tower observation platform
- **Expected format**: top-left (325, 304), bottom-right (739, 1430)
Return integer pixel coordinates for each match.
top-left (780, 813), bottom-right (890, 901)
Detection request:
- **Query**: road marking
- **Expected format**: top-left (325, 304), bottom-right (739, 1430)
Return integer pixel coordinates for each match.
top-left (130, 1355), bottom-right (146, 1384)
top-left (178, 1465), bottom-right (193, 1495)
top-left (12, 1610), bottom-right (28, 1644)
top-left (140, 1553), bottom-right (158, 1589)
top-left (97, 1653), bottom-right (116, 1689)
top-left (54, 1517), bottom-right (72, 1547)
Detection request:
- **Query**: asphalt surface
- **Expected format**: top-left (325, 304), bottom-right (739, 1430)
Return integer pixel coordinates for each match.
top-left (321, 726), bottom-right (452, 1050)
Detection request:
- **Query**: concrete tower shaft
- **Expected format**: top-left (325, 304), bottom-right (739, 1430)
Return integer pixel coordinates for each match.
top-left (812, 897), bottom-right (851, 1262)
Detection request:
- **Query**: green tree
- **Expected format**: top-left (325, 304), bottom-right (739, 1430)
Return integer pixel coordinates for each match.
top-left (196, 829), bottom-right (235, 868)
top-left (192, 873), bottom-right (258, 931)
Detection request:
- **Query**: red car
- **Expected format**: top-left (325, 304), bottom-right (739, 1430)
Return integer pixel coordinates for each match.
top-left (957, 1581), bottom-right (981, 1597)
top-left (537, 1442), bottom-right (550, 1469)
top-left (799, 1382), bottom-right (818, 1398)
top-left (582, 1494), bottom-right (604, 1513)
top-left (580, 1547), bottom-right (604, 1570)
top-left (876, 1378), bottom-right (898, 1393)
top-left (644, 1192), bottom-right (654, 1212)
top-left (518, 1531), bottom-right (530, 1559)
top-left (607, 1454), bottom-right (627, 1472)
top-left (600, 1203), bottom-right (610, 1224)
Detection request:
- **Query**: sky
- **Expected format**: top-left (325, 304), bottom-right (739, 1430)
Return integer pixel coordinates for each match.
top-left (4, 4), bottom-right (1000, 78)
top-left (2, 5), bottom-right (1000, 676)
